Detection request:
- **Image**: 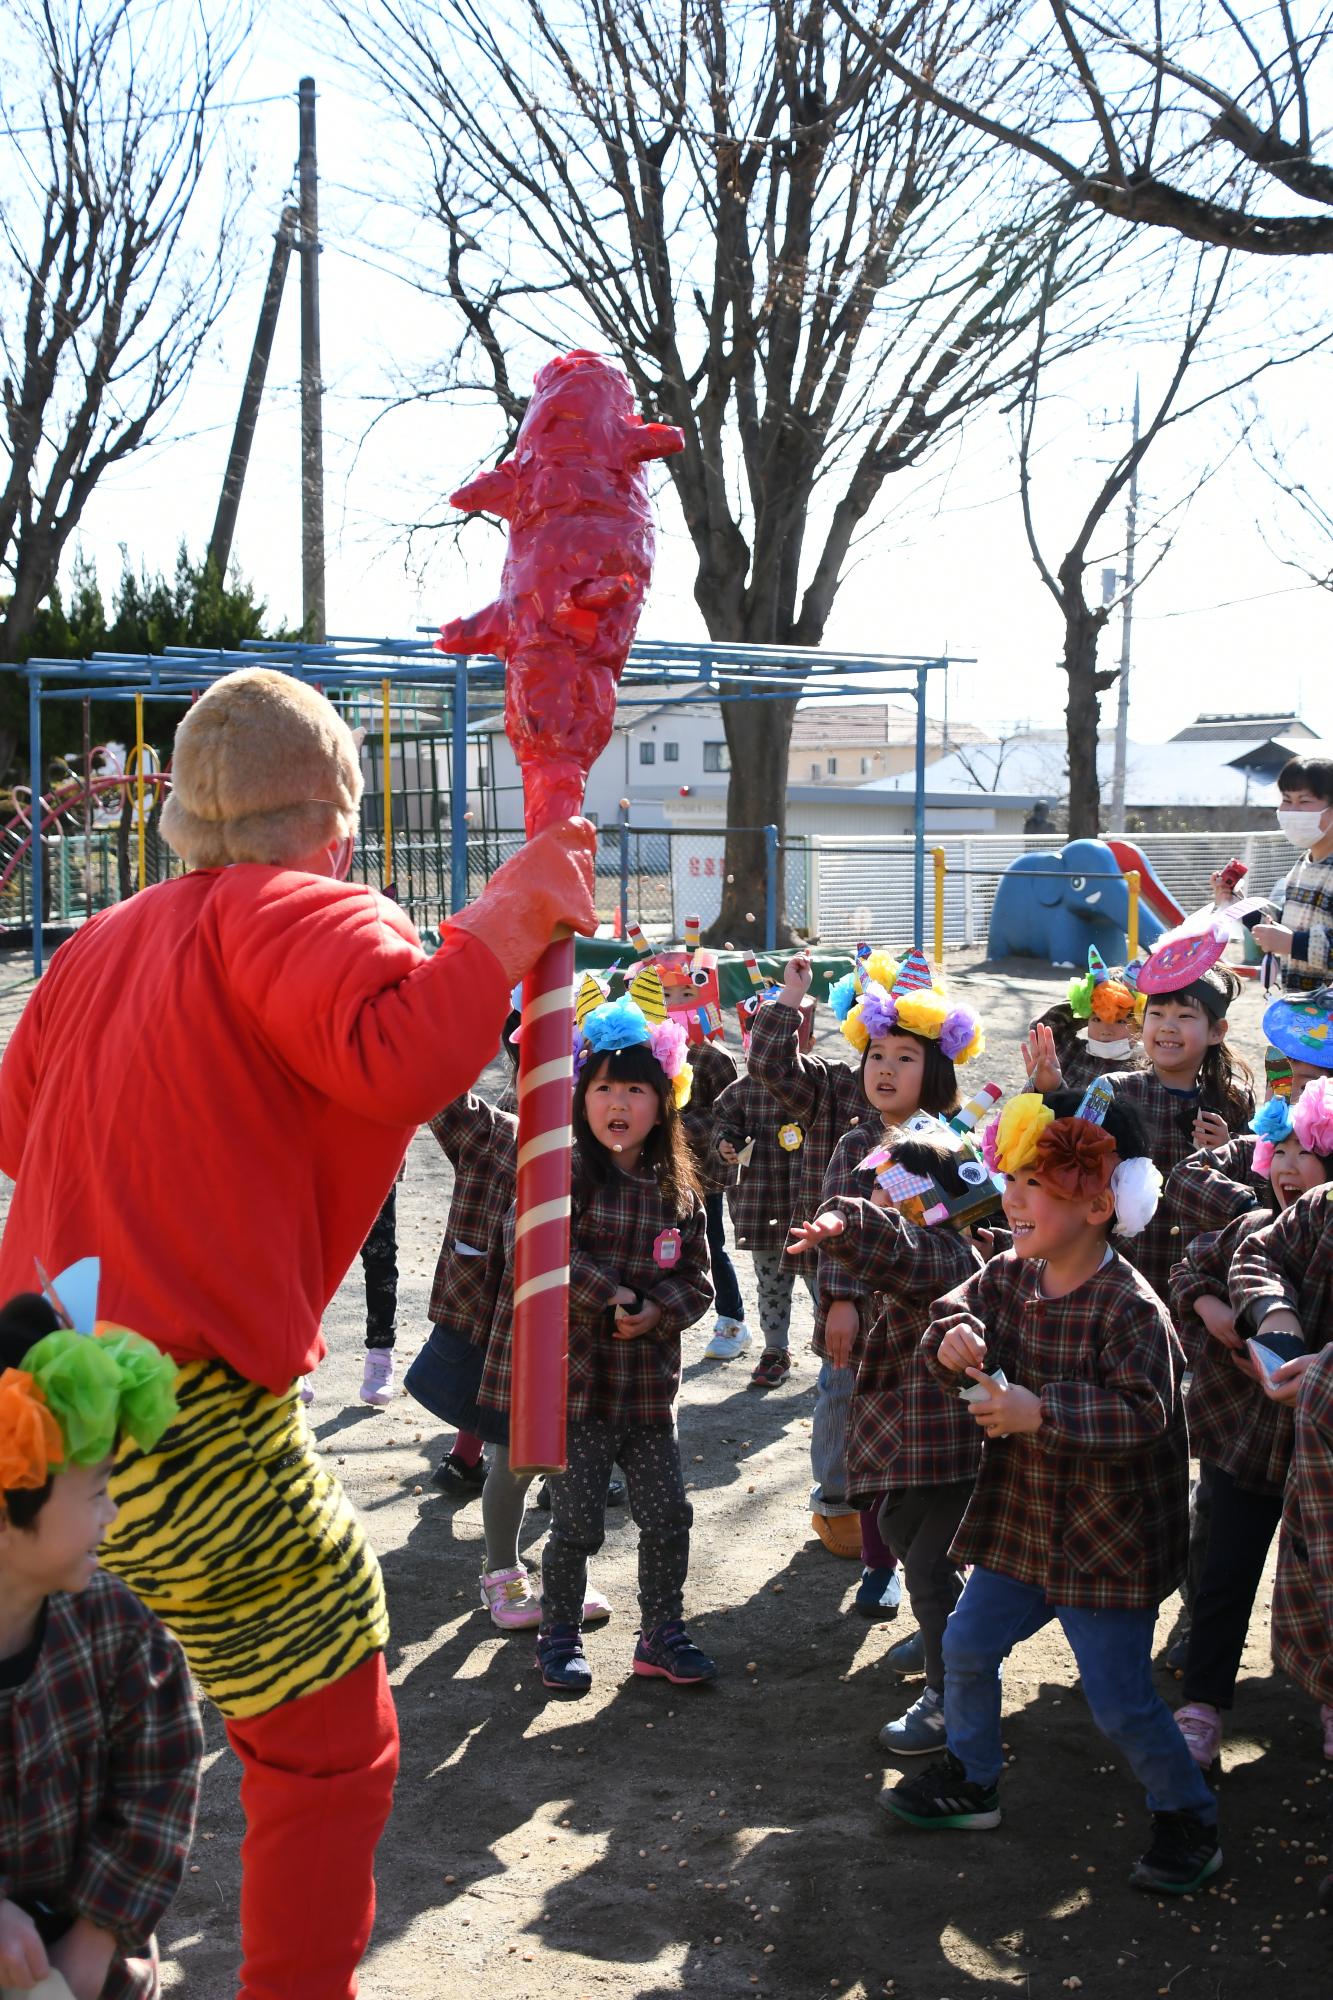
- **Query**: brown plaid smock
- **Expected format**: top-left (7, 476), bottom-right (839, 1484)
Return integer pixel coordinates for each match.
top-left (746, 998), bottom-right (868, 1222)
top-left (1170, 1209), bottom-right (1290, 1486)
top-left (683, 1040), bottom-right (740, 1193)
top-left (1227, 1189), bottom-right (1333, 1501)
top-left (1094, 1069), bottom-right (1252, 1311)
top-left (480, 1162), bottom-right (713, 1428)
top-left (819, 1192), bottom-right (981, 1500)
top-left (1030, 1000), bottom-right (1147, 1092)
top-left (709, 1074), bottom-right (806, 1258)
top-left (921, 1251), bottom-right (1189, 1609)
top-left (1165, 1133), bottom-right (1267, 1245)
top-left (426, 1091), bottom-right (518, 1346)
top-left (1272, 1343), bottom-right (1333, 1707)
top-left (0, 1573), bottom-right (202, 2000)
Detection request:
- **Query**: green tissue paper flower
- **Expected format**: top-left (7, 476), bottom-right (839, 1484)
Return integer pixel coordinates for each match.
top-left (24, 1329), bottom-right (122, 1465)
top-left (97, 1328), bottom-right (179, 1450)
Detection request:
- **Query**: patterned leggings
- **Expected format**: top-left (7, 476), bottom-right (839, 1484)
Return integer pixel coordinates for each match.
top-left (360, 1187), bottom-right (398, 1350)
top-left (542, 1420), bottom-right (692, 1631)
top-left (750, 1248), bottom-right (817, 1352)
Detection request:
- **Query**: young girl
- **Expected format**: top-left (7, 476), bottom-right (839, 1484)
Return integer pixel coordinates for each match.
top-left (1029, 947), bottom-right (1145, 1092)
top-left (1024, 952), bottom-right (1254, 1308)
top-left (681, 1033), bottom-right (748, 1358)
top-left (478, 984), bottom-right (715, 1695)
top-left (709, 1060), bottom-right (816, 1385)
top-left (802, 948), bottom-right (984, 1627)
top-left (748, 954), bottom-right (875, 1555)
top-left (1169, 1078), bottom-right (1333, 1769)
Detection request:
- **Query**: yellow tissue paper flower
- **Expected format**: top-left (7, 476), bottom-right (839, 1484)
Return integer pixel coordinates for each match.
top-left (895, 990), bottom-right (949, 1037)
top-left (993, 1096), bottom-right (1055, 1174)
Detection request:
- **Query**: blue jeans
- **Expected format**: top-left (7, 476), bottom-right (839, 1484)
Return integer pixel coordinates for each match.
top-left (809, 1359), bottom-right (855, 1518)
top-left (943, 1566), bottom-right (1216, 1821)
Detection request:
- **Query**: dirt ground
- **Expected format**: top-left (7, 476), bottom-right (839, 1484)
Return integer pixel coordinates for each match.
top-left (0, 947), bottom-right (1327, 2000)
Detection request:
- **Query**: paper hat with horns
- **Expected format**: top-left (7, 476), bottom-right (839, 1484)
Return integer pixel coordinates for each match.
top-left (1068, 946), bottom-right (1138, 1025)
top-left (642, 917), bottom-right (725, 1046)
top-left (0, 1258), bottom-right (179, 1497)
top-left (573, 966), bottom-right (693, 1108)
top-left (828, 946), bottom-right (984, 1065)
top-left (855, 1084), bottom-right (1006, 1231)
top-left (983, 1079), bottom-right (1162, 1237)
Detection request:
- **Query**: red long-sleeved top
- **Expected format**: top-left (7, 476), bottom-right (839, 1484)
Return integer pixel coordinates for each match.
top-left (0, 866), bottom-right (510, 1393)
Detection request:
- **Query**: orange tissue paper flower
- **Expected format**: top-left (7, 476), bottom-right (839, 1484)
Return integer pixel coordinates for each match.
top-left (1033, 1118), bottom-right (1118, 1201)
top-left (0, 1367), bottom-right (64, 1491)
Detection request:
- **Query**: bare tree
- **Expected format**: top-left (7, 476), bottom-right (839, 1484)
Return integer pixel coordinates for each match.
top-left (328, 0), bottom-right (1106, 943)
top-left (833, 1), bottom-right (1333, 255)
top-left (0, 0), bottom-right (249, 662)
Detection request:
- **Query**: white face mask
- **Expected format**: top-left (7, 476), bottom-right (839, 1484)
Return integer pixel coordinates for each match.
top-left (1278, 807), bottom-right (1329, 848)
top-left (1078, 1028), bottom-right (1133, 1061)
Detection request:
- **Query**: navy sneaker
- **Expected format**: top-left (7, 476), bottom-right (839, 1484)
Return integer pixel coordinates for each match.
top-left (885, 1629), bottom-right (927, 1678)
top-left (633, 1620), bottom-right (719, 1685)
top-left (1129, 1811), bottom-right (1222, 1895)
top-left (854, 1564), bottom-right (901, 1620)
top-left (536, 1624), bottom-right (592, 1696)
top-left (880, 1752), bottom-right (1001, 1830)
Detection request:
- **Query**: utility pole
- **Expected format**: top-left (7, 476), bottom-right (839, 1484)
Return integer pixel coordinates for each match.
top-left (298, 77), bottom-right (325, 643)
top-left (1108, 380), bottom-right (1139, 832)
top-left (208, 205), bottom-right (299, 579)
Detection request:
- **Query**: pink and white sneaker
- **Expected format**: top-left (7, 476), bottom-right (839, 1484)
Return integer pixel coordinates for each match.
top-left (360, 1350), bottom-right (395, 1406)
top-left (1174, 1700), bottom-right (1223, 1769)
top-left (1321, 1703), bottom-right (1333, 1761)
top-left (583, 1582), bottom-right (612, 1624)
top-left (480, 1566), bottom-right (542, 1630)
top-left (299, 1370), bottom-right (316, 1407)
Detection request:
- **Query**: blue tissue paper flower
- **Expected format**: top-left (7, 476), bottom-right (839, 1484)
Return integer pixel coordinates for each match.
top-left (582, 995), bottom-right (652, 1054)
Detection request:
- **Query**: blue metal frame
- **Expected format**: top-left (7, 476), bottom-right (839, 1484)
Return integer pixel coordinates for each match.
top-left (5, 635), bottom-right (968, 976)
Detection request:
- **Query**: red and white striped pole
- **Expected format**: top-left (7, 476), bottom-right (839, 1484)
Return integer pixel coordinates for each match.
top-left (510, 921), bottom-right (575, 1474)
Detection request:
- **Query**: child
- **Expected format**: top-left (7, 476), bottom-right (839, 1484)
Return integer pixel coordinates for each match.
top-left (709, 1066), bottom-right (815, 1386)
top-left (0, 1290), bottom-right (201, 2000)
top-left (1252, 755), bottom-right (1333, 992)
top-left (747, 953), bottom-right (872, 1555)
top-left (1272, 1345), bottom-right (1333, 1909)
top-left (886, 1090), bottom-right (1223, 1897)
top-left (1024, 953), bottom-right (1253, 1309)
top-left (1169, 1096), bottom-right (1333, 1769)
top-left (682, 1036), bottom-right (748, 1359)
top-left (1029, 947), bottom-right (1145, 1091)
top-left (1168, 1078), bottom-right (1333, 1759)
top-left (478, 985), bottom-right (715, 1695)
top-left (805, 948), bottom-right (984, 1625)
top-left (357, 1182), bottom-right (400, 1407)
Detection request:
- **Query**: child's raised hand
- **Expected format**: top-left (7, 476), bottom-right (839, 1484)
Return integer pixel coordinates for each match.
top-left (1020, 1023), bottom-right (1063, 1094)
top-left (780, 953), bottom-right (813, 1003)
top-left (936, 1322), bottom-right (987, 1374)
top-left (0, 1898), bottom-right (50, 1989)
top-left (786, 1213), bottom-right (845, 1256)
top-left (1191, 1108), bottom-right (1230, 1150)
top-left (613, 1297), bottom-right (662, 1340)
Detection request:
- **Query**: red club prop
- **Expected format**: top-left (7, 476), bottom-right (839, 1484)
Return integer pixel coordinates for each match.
top-left (437, 351), bottom-right (683, 1473)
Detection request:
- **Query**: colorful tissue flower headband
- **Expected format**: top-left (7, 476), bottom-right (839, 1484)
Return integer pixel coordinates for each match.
top-left (572, 969), bottom-right (693, 1109)
top-left (0, 1258), bottom-right (178, 1496)
top-left (828, 945), bottom-right (984, 1065)
top-left (982, 1080), bottom-right (1161, 1237)
top-left (1252, 1076), bottom-right (1333, 1173)
top-left (1067, 946), bottom-right (1138, 1025)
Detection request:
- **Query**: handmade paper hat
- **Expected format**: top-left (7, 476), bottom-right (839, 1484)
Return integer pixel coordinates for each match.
top-left (828, 946), bottom-right (983, 1064)
top-left (162, 668), bottom-right (363, 870)
top-left (983, 1080), bottom-right (1161, 1236)
top-left (573, 966), bottom-right (692, 1108)
top-left (1068, 945), bottom-right (1136, 1025)
top-left (1135, 920), bottom-right (1233, 1016)
top-left (1263, 986), bottom-right (1333, 1067)
top-left (651, 938), bottom-right (724, 1046)
top-left (1249, 1092), bottom-right (1295, 1175)
top-left (856, 1088), bottom-right (1007, 1231)
top-left (0, 1259), bottom-right (178, 1497)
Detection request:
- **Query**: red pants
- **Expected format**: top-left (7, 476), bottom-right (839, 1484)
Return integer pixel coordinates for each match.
top-left (225, 1652), bottom-right (400, 2000)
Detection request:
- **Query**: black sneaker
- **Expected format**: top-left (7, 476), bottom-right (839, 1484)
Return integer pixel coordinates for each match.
top-left (432, 1451), bottom-right (487, 1497)
top-left (1129, 1811), bottom-right (1222, 1895)
top-left (880, 1752), bottom-right (1001, 1831)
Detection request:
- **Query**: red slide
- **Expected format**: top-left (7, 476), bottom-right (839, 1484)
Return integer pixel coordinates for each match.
top-left (1106, 839), bottom-right (1185, 930)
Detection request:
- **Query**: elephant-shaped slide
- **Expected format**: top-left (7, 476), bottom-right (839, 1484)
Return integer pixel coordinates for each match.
top-left (986, 839), bottom-right (1166, 967)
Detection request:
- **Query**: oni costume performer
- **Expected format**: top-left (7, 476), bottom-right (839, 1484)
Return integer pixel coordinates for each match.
top-left (0, 669), bottom-right (596, 2000)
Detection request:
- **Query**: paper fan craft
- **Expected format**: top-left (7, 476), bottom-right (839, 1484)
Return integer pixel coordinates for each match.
top-left (1134, 927), bottom-right (1228, 994)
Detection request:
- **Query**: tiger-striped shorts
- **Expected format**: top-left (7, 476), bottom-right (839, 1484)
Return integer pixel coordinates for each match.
top-left (102, 1359), bottom-right (389, 1719)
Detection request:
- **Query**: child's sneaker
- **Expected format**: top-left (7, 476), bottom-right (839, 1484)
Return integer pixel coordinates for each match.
top-left (880, 1752), bottom-right (1001, 1830)
top-left (299, 1370), bottom-right (317, 1407)
top-left (1129, 1811), bottom-right (1222, 1895)
top-left (705, 1318), bottom-right (752, 1360)
top-left (1173, 1700), bottom-right (1223, 1769)
top-left (885, 1630), bottom-right (927, 1679)
top-left (583, 1582), bottom-right (613, 1624)
top-left (811, 1510), bottom-right (862, 1559)
top-left (748, 1347), bottom-right (792, 1389)
top-left (633, 1620), bottom-right (718, 1685)
top-left (359, 1350), bottom-right (395, 1406)
top-left (480, 1565), bottom-right (542, 1630)
top-left (536, 1625), bottom-right (592, 1695)
top-left (854, 1565), bottom-right (901, 1620)
top-left (879, 1685), bottom-right (946, 1756)
top-left (433, 1450), bottom-right (488, 1497)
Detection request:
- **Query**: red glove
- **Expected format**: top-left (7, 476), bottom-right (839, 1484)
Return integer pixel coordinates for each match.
top-left (450, 818), bottom-right (598, 985)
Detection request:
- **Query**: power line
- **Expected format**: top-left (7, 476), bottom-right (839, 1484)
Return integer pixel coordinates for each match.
top-left (0, 90), bottom-right (293, 140)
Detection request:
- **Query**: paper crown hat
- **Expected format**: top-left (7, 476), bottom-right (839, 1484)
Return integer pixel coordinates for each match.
top-left (1263, 985), bottom-right (1333, 1067)
top-left (573, 968), bottom-right (692, 1108)
top-left (648, 921), bottom-right (724, 1046)
top-left (1068, 946), bottom-right (1137, 1024)
top-left (828, 945), bottom-right (984, 1064)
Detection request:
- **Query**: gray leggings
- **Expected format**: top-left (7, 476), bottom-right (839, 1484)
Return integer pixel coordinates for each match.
top-left (878, 1482), bottom-right (972, 1693)
top-left (751, 1248), bottom-right (817, 1352)
top-left (482, 1442), bottom-right (534, 1573)
top-left (541, 1420), bottom-right (692, 1631)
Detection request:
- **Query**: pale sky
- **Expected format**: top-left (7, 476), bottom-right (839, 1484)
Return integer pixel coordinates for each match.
top-left (12, 3), bottom-right (1333, 747)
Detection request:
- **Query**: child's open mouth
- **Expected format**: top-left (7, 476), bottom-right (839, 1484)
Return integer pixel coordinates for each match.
top-left (607, 1117), bottom-right (629, 1134)
top-left (1277, 1178), bottom-right (1303, 1204)
top-left (1011, 1220), bottom-right (1036, 1239)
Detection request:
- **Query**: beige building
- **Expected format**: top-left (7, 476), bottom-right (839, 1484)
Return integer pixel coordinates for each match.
top-left (787, 701), bottom-right (990, 784)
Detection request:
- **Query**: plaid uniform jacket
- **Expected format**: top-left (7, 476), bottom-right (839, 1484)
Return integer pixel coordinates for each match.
top-left (427, 1091), bottom-right (519, 1345)
top-left (1165, 1134), bottom-right (1267, 1248)
top-left (709, 1074), bottom-right (806, 1258)
top-left (1098, 1069), bottom-right (1252, 1310)
top-left (1273, 1344), bottom-right (1333, 1707)
top-left (921, 1251), bottom-right (1189, 1609)
top-left (1229, 1183), bottom-right (1333, 1342)
top-left (1030, 1001), bottom-right (1147, 1092)
top-left (820, 1192), bottom-right (982, 1498)
top-left (1274, 850), bottom-right (1333, 989)
top-left (481, 1163), bottom-right (713, 1428)
top-left (1170, 1209), bottom-right (1292, 1487)
top-left (683, 1040), bottom-right (740, 1192)
top-left (746, 999), bottom-right (869, 1221)
top-left (0, 1574), bottom-right (202, 2000)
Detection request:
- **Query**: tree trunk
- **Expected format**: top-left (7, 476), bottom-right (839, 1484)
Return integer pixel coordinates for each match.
top-left (706, 685), bottom-right (800, 948)
top-left (1063, 603), bottom-right (1106, 839)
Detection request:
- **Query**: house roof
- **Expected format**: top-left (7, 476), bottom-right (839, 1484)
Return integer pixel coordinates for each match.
top-left (1172, 712), bottom-right (1317, 742)
top-left (863, 734), bottom-right (1333, 808)
top-left (789, 701), bottom-right (989, 750)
